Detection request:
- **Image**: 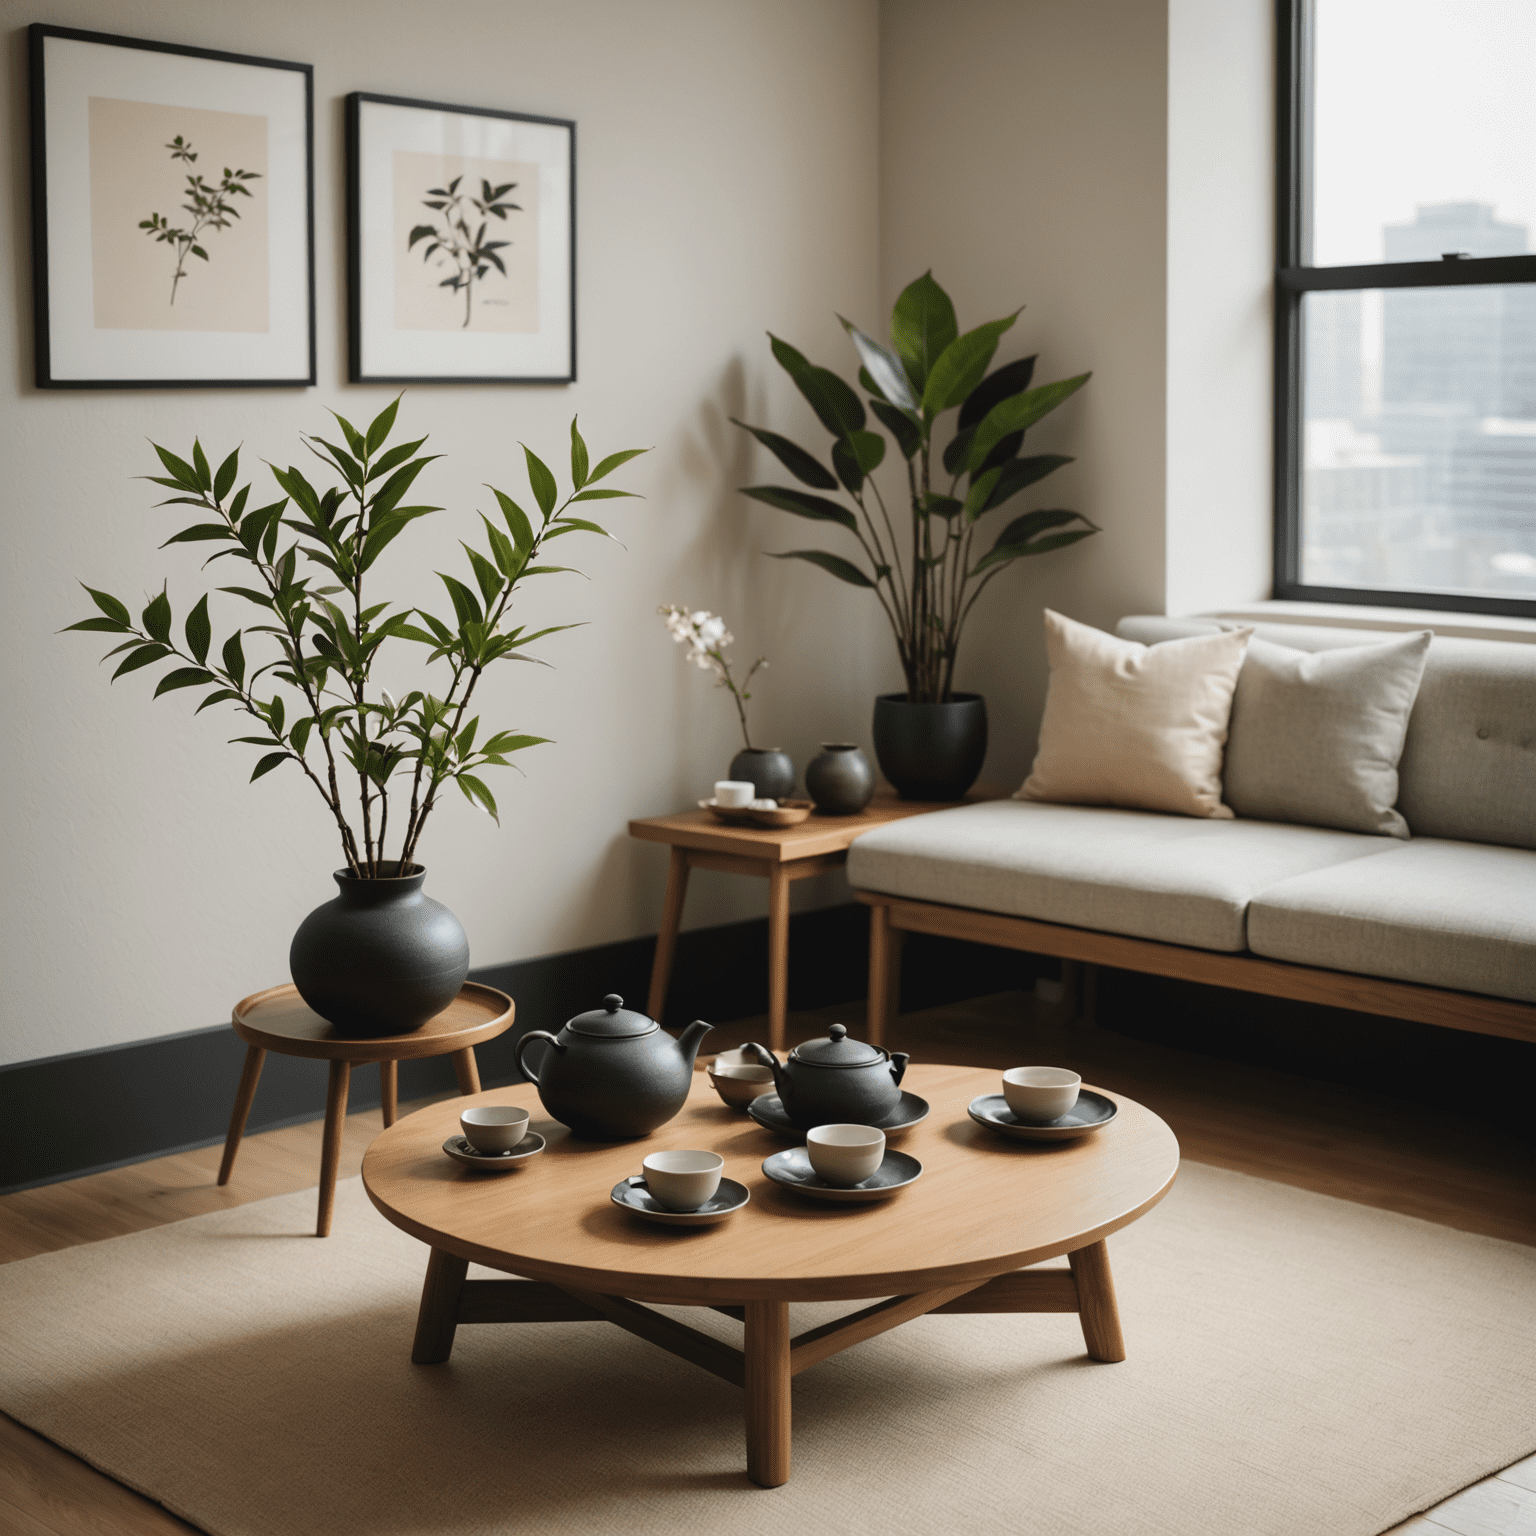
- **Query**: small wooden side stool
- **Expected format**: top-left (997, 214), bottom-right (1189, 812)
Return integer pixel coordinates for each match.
top-left (218, 981), bottom-right (514, 1235)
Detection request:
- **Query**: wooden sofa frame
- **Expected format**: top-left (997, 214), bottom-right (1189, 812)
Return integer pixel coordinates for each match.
top-left (857, 891), bottom-right (1536, 1048)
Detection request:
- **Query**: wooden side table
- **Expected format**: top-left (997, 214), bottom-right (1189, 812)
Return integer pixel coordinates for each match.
top-left (218, 981), bottom-right (514, 1236)
top-left (628, 792), bottom-right (973, 1051)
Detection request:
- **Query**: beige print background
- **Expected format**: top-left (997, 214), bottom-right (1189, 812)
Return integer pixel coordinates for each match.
top-left (88, 97), bottom-right (269, 334)
top-left (392, 150), bottom-right (539, 332)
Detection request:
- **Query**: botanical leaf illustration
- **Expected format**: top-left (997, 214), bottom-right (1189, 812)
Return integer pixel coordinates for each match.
top-left (407, 175), bottom-right (522, 329)
top-left (138, 136), bottom-right (260, 305)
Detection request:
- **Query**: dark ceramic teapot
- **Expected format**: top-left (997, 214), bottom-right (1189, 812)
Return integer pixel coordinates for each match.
top-left (515, 995), bottom-right (713, 1140)
top-left (746, 1024), bottom-right (909, 1130)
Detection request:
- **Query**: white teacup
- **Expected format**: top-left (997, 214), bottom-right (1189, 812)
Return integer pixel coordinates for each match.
top-left (1002, 1066), bottom-right (1081, 1122)
top-left (642, 1149), bottom-right (724, 1211)
top-left (806, 1124), bottom-right (885, 1187)
top-left (714, 780), bottom-right (755, 808)
top-left (460, 1105), bottom-right (530, 1154)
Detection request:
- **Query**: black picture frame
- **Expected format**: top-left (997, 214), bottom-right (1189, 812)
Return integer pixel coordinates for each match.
top-left (346, 91), bottom-right (576, 385)
top-left (28, 23), bottom-right (315, 390)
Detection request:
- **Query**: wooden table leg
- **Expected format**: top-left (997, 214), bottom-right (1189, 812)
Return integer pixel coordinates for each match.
top-left (744, 1299), bottom-right (791, 1487)
top-left (217, 1044), bottom-right (266, 1186)
top-left (412, 1247), bottom-right (470, 1363)
top-left (451, 1047), bottom-right (481, 1096)
top-left (866, 902), bottom-right (903, 1049)
top-left (1068, 1239), bottom-right (1127, 1362)
top-left (315, 1059), bottom-right (351, 1238)
top-left (647, 845), bottom-right (692, 1022)
top-left (767, 864), bottom-right (790, 1053)
top-left (379, 1059), bottom-right (398, 1128)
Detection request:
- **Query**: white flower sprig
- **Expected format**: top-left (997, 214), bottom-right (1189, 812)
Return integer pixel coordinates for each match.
top-left (659, 604), bottom-right (767, 750)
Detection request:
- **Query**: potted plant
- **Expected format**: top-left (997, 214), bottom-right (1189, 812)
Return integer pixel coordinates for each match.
top-left (733, 272), bottom-right (1097, 799)
top-left (66, 399), bottom-right (646, 1033)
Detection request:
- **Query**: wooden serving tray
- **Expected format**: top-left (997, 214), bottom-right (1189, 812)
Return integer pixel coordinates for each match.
top-left (699, 798), bottom-right (814, 828)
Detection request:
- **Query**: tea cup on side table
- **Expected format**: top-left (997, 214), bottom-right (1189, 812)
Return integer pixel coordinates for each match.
top-left (1002, 1067), bottom-right (1081, 1122)
top-left (460, 1105), bottom-right (530, 1153)
top-left (642, 1150), bottom-right (724, 1211)
top-left (806, 1124), bottom-right (885, 1187)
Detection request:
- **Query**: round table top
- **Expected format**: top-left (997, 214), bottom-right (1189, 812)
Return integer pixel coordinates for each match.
top-left (361, 1062), bottom-right (1179, 1303)
top-left (231, 982), bottom-right (514, 1061)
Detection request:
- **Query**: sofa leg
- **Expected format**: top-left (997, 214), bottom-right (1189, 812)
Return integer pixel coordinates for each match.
top-left (867, 903), bottom-right (902, 1048)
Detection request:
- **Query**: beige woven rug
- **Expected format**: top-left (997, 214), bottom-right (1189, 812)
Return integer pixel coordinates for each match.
top-left (1, 1163), bottom-right (1532, 1536)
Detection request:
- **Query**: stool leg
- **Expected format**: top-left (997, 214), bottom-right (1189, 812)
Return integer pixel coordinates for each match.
top-left (648, 845), bottom-right (691, 1022)
top-left (451, 1047), bottom-right (481, 1095)
top-left (316, 1059), bottom-right (351, 1237)
top-left (1069, 1239), bottom-right (1127, 1362)
top-left (379, 1060), bottom-right (398, 1127)
top-left (767, 864), bottom-right (790, 1053)
top-left (412, 1247), bottom-right (470, 1364)
top-left (866, 904), bottom-right (903, 1049)
top-left (217, 1045), bottom-right (266, 1186)
top-left (745, 1299), bottom-right (791, 1486)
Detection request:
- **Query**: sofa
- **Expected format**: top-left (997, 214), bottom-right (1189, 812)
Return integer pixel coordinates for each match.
top-left (847, 616), bottom-right (1536, 1048)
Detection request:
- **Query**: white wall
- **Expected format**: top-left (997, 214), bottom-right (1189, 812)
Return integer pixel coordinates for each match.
top-left (0, 0), bottom-right (882, 1064)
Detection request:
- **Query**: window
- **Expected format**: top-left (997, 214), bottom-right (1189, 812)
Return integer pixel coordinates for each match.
top-left (1276, 0), bottom-right (1536, 616)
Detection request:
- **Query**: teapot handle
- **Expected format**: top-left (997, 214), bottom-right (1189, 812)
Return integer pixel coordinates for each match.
top-left (515, 1030), bottom-right (565, 1086)
top-left (744, 1042), bottom-right (780, 1068)
top-left (889, 1051), bottom-right (910, 1088)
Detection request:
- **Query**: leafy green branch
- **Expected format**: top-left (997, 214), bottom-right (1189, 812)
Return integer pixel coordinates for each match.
top-left (138, 136), bottom-right (260, 306)
top-left (407, 175), bottom-right (521, 329)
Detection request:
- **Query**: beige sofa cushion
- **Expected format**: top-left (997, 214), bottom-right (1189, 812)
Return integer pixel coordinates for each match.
top-left (1019, 610), bottom-right (1251, 819)
top-left (846, 800), bottom-right (1395, 953)
top-left (1248, 840), bottom-right (1536, 1002)
top-left (1223, 631), bottom-right (1431, 838)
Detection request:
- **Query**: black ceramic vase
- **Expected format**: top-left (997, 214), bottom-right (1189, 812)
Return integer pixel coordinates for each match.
top-left (728, 746), bottom-right (796, 800)
top-left (872, 693), bottom-right (988, 801)
top-left (289, 863), bottom-right (470, 1036)
top-left (805, 742), bottom-right (876, 815)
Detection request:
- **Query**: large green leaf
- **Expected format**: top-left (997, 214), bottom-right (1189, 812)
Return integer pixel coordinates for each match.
top-left (889, 272), bottom-right (957, 397)
top-left (152, 444), bottom-right (200, 491)
top-left (222, 630), bottom-right (246, 686)
top-left (569, 417), bottom-right (589, 489)
top-left (364, 396), bottom-right (401, 456)
top-left (457, 772), bottom-right (499, 823)
top-left (870, 400), bottom-right (922, 460)
top-left (184, 594), bottom-right (211, 664)
top-left (971, 527), bottom-right (1095, 575)
top-left (153, 666), bottom-right (216, 697)
top-left (920, 314), bottom-right (1019, 417)
top-left (831, 430), bottom-right (885, 494)
top-left (839, 318), bottom-right (917, 411)
top-left (62, 616), bottom-right (130, 633)
top-left (490, 487), bottom-right (535, 554)
top-left (768, 549), bottom-right (875, 587)
top-left (731, 419), bottom-right (837, 490)
top-left (993, 508), bottom-right (1087, 547)
top-left (112, 643), bottom-right (170, 680)
top-left (967, 373), bottom-right (1092, 472)
top-left (160, 523), bottom-right (236, 546)
top-left (214, 448), bottom-right (240, 501)
top-left (522, 445), bottom-right (558, 518)
top-left (768, 335), bottom-right (866, 439)
top-left (958, 354), bottom-right (1037, 429)
top-left (586, 447), bottom-right (648, 483)
top-left (981, 454), bottom-right (1074, 513)
top-left (141, 590), bottom-right (172, 644)
top-left (82, 586), bottom-right (131, 626)
top-left (962, 467), bottom-right (1004, 522)
top-left (740, 486), bottom-right (857, 529)
top-left (250, 751), bottom-right (289, 782)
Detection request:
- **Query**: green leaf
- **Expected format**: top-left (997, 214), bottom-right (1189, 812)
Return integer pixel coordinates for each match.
top-left (152, 444), bottom-right (200, 490)
top-left (213, 447), bottom-right (239, 501)
top-left (464, 544), bottom-right (504, 606)
top-left (889, 272), bottom-right (957, 397)
top-left (184, 594), bottom-right (211, 664)
top-left (768, 335), bottom-right (866, 438)
top-left (268, 695), bottom-right (285, 739)
top-left (522, 446), bottom-right (558, 518)
top-left (220, 586), bottom-right (275, 610)
top-left (971, 527), bottom-right (1095, 575)
top-left (366, 437), bottom-right (430, 482)
top-left (112, 643), bottom-right (170, 680)
top-left (767, 549), bottom-right (875, 587)
top-left (288, 718), bottom-right (313, 757)
top-left (63, 616), bottom-right (130, 633)
top-left (569, 488), bottom-right (638, 501)
top-left (142, 590), bottom-right (172, 644)
top-left (839, 318), bottom-right (918, 411)
top-left (982, 454), bottom-right (1074, 513)
top-left (968, 373), bottom-right (1091, 473)
top-left (457, 772), bottom-right (499, 823)
top-left (191, 440), bottom-right (212, 492)
top-left (359, 505), bottom-right (437, 571)
top-left (548, 517), bottom-right (614, 539)
top-left (869, 400), bottom-right (922, 460)
top-left (160, 524), bottom-right (236, 546)
top-left (483, 731), bottom-right (549, 754)
top-left (250, 751), bottom-right (289, 781)
top-left (364, 396), bottom-right (401, 456)
top-left (958, 355), bottom-right (1037, 429)
top-left (922, 493), bottom-right (963, 520)
top-left (221, 630), bottom-right (246, 686)
top-left (942, 425), bottom-right (976, 477)
top-left (569, 417), bottom-right (589, 489)
top-left (82, 586), bottom-right (132, 625)
top-left (490, 488), bottom-right (535, 553)
top-left (438, 572), bottom-right (484, 627)
top-left (586, 447), bottom-right (648, 483)
top-left (480, 515), bottom-right (521, 580)
top-left (730, 419), bottom-right (838, 490)
top-left (153, 666), bottom-right (216, 697)
top-left (962, 467), bottom-right (1004, 522)
top-left (921, 313), bottom-right (1019, 417)
top-left (993, 508), bottom-right (1090, 548)
top-left (196, 688), bottom-right (243, 713)
top-left (740, 486), bottom-right (857, 529)
top-left (831, 436), bottom-right (880, 495)
top-left (329, 410), bottom-right (366, 459)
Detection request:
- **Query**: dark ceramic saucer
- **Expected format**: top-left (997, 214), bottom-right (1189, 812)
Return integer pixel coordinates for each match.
top-left (746, 1090), bottom-right (930, 1141)
top-left (761, 1147), bottom-right (923, 1202)
top-left (610, 1175), bottom-right (750, 1226)
top-left (967, 1092), bottom-right (1118, 1142)
top-left (441, 1131), bottom-right (546, 1170)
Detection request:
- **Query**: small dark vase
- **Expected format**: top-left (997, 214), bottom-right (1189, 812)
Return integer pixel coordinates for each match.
top-left (289, 863), bottom-right (470, 1037)
top-left (872, 693), bottom-right (988, 801)
top-left (805, 742), bottom-right (876, 815)
top-left (728, 746), bottom-right (796, 801)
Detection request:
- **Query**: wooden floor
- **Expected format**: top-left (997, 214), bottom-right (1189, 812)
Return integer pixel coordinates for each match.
top-left (2, 991), bottom-right (1532, 1536)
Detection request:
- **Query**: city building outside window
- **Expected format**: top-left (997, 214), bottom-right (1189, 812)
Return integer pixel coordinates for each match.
top-left (1276, 0), bottom-right (1536, 617)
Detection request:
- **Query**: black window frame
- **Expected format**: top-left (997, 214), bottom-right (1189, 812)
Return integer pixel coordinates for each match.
top-left (1274, 0), bottom-right (1536, 619)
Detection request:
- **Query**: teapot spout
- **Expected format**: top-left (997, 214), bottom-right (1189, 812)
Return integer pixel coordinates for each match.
top-left (744, 1041), bottom-right (788, 1101)
top-left (677, 1018), bottom-right (715, 1071)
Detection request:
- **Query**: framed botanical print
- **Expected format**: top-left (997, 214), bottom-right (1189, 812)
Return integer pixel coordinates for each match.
top-left (28, 24), bottom-right (314, 390)
top-left (347, 92), bottom-right (575, 384)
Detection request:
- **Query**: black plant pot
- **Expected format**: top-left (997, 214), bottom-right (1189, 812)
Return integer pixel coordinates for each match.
top-left (805, 742), bottom-right (876, 815)
top-left (289, 863), bottom-right (470, 1036)
top-left (728, 747), bottom-right (796, 801)
top-left (872, 693), bottom-right (988, 801)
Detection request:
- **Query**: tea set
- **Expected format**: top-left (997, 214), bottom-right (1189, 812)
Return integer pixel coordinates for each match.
top-left (441, 992), bottom-right (1114, 1223)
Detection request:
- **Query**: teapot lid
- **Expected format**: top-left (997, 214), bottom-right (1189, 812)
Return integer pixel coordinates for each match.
top-left (567, 994), bottom-right (658, 1040)
top-left (788, 1022), bottom-right (884, 1068)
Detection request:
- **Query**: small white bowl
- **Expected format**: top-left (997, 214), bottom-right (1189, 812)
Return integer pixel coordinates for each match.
top-left (708, 1063), bottom-right (775, 1108)
top-left (642, 1149), bottom-right (724, 1211)
top-left (1002, 1067), bottom-right (1081, 1122)
top-left (806, 1124), bottom-right (885, 1187)
top-left (460, 1105), bottom-right (530, 1153)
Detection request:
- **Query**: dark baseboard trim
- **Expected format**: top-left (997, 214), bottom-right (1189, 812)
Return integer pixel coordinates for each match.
top-left (0, 903), bottom-right (1043, 1195)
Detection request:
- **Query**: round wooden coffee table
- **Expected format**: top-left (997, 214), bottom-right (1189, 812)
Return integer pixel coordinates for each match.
top-left (362, 1061), bottom-right (1178, 1486)
top-left (220, 981), bottom-right (514, 1237)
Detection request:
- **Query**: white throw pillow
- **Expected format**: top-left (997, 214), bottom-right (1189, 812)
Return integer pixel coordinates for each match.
top-left (1018, 610), bottom-right (1252, 819)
